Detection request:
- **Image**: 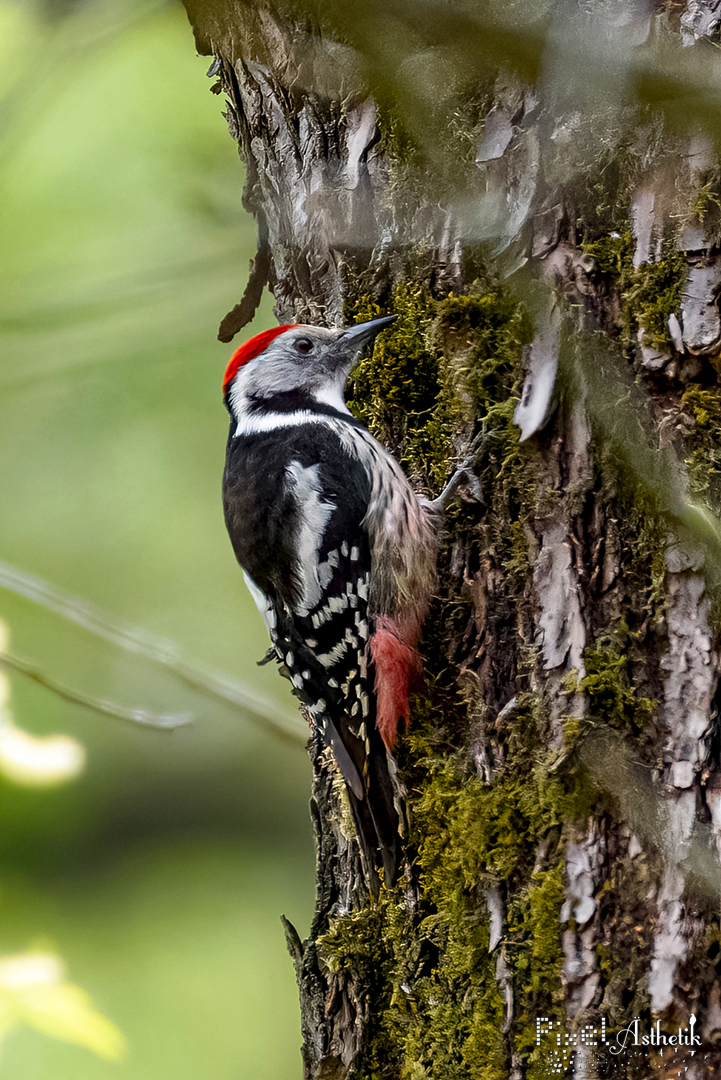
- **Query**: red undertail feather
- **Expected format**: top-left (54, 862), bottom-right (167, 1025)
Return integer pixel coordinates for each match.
top-left (222, 324), bottom-right (297, 392)
top-left (370, 616), bottom-right (419, 750)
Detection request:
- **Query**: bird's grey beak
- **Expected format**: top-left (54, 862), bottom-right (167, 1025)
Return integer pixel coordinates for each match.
top-left (342, 315), bottom-right (397, 347)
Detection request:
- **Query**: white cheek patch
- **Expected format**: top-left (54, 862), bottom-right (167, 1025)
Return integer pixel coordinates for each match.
top-left (312, 383), bottom-right (351, 415)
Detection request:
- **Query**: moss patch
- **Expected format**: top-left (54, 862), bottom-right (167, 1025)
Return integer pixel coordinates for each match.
top-left (319, 681), bottom-right (600, 1079)
top-left (580, 624), bottom-right (656, 738)
top-left (345, 282), bottom-right (446, 479)
top-left (373, 86), bottom-right (495, 210)
top-left (581, 233), bottom-right (687, 353)
top-left (691, 167), bottom-right (721, 247)
top-left (595, 850), bottom-right (656, 1023)
top-left (581, 231), bottom-right (634, 281)
top-left (680, 384), bottom-right (721, 514)
top-left (624, 252), bottom-right (687, 351)
top-left (344, 278), bottom-right (532, 492)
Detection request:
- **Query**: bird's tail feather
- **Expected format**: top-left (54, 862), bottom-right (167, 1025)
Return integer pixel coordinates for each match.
top-left (322, 714), bottom-right (404, 893)
top-left (347, 731), bottom-right (404, 892)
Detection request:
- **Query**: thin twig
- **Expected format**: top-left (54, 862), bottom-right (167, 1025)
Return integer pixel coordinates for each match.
top-left (0, 651), bottom-right (191, 730)
top-left (0, 560), bottom-right (306, 745)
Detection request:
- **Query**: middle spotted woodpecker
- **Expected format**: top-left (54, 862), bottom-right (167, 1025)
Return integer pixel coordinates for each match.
top-left (222, 316), bottom-right (440, 889)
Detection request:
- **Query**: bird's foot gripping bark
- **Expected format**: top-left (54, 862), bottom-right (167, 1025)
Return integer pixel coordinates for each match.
top-left (427, 430), bottom-right (489, 513)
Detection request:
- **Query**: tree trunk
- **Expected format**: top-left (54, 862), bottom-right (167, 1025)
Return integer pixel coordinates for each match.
top-left (182, 3), bottom-right (721, 1076)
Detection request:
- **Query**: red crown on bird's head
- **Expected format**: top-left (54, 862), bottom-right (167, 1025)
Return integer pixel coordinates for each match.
top-left (222, 325), bottom-right (298, 393)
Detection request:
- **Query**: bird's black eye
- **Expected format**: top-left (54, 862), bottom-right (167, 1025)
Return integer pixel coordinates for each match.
top-left (294, 337), bottom-right (313, 355)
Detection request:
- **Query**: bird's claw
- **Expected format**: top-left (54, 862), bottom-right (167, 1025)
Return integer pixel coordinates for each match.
top-left (428, 431), bottom-right (489, 513)
top-left (428, 467), bottom-right (483, 513)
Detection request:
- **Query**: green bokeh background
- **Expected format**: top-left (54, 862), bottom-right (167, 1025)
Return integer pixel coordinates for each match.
top-left (0, 1), bottom-right (315, 1075)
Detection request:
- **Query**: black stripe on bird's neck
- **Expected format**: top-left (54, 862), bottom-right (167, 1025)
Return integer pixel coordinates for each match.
top-left (244, 389), bottom-right (364, 425)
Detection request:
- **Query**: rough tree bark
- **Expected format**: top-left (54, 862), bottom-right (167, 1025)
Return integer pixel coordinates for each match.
top-left (183, 2), bottom-right (721, 1077)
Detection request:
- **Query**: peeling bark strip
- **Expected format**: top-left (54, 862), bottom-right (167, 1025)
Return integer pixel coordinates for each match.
top-left (182, 2), bottom-right (721, 1076)
top-left (217, 219), bottom-right (271, 342)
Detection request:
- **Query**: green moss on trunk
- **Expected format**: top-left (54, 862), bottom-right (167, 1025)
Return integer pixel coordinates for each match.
top-left (322, 272), bottom-right (599, 1078)
top-left (323, 256), bottom-right (721, 1076)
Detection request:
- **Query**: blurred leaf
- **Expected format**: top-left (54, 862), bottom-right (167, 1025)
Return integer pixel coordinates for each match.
top-left (0, 951), bottom-right (126, 1061)
top-left (0, 721), bottom-right (86, 788)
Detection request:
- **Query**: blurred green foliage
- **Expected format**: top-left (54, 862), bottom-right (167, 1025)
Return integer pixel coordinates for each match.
top-left (0, 0), bottom-right (314, 1075)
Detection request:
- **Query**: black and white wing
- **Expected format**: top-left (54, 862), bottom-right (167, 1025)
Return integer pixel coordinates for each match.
top-left (224, 424), bottom-right (402, 886)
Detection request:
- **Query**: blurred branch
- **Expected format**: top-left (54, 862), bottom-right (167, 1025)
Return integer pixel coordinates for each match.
top-left (0, 561), bottom-right (307, 746)
top-left (0, 651), bottom-right (191, 731)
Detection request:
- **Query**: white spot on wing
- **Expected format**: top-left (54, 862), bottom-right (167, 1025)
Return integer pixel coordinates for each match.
top-left (285, 461), bottom-right (336, 617)
top-left (317, 561), bottom-right (334, 589)
top-left (242, 571), bottom-right (276, 632)
top-left (317, 641), bottom-right (350, 667)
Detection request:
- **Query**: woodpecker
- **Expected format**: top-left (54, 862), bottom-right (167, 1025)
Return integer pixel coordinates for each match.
top-left (221, 316), bottom-right (439, 889)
